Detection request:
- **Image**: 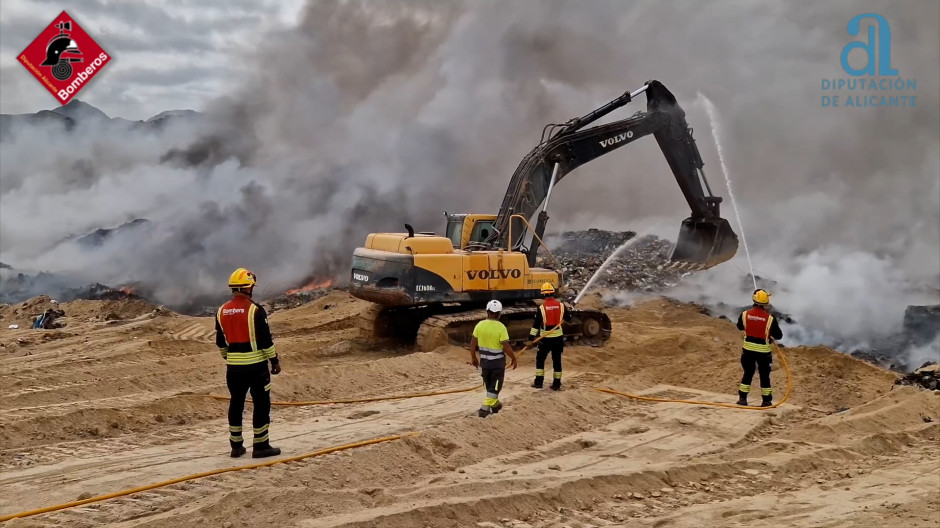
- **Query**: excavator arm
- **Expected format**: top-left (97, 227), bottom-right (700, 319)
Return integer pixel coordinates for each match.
top-left (487, 80), bottom-right (738, 270)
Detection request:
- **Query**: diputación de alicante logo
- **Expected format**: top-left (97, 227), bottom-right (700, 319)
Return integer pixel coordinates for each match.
top-left (18, 10), bottom-right (111, 103)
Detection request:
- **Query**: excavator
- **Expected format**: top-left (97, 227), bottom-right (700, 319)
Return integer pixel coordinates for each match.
top-left (349, 80), bottom-right (739, 350)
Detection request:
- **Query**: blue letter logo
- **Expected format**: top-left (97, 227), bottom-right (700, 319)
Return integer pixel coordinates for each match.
top-left (841, 14), bottom-right (898, 76)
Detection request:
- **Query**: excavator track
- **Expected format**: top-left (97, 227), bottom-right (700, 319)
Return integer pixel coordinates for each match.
top-left (414, 306), bottom-right (611, 352)
top-left (359, 304), bottom-right (611, 352)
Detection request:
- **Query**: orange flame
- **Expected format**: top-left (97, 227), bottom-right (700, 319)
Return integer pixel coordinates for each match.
top-left (118, 286), bottom-right (136, 295)
top-left (285, 278), bottom-right (333, 295)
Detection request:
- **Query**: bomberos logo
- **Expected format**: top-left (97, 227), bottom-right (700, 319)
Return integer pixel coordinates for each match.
top-left (17, 10), bottom-right (112, 103)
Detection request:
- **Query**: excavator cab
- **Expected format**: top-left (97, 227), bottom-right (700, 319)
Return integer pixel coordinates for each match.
top-left (670, 216), bottom-right (739, 269)
top-left (444, 213), bottom-right (498, 249)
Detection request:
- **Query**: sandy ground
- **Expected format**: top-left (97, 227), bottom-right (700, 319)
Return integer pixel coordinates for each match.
top-left (0, 292), bottom-right (937, 527)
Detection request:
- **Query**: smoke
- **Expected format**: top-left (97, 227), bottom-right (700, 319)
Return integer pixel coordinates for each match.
top-left (1, 0), bottom-right (938, 359)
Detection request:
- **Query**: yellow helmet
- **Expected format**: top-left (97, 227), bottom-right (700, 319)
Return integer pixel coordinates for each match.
top-left (752, 289), bottom-right (770, 305)
top-left (540, 282), bottom-right (555, 295)
top-left (228, 268), bottom-right (257, 289)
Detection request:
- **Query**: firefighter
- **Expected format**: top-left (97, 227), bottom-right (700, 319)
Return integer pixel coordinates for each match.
top-left (736, 289), bottom-right (783, 407)
top-left (469, 300), bottom-right (518, 418)
top-left (215, 268), bottom-right (282, 458)
top-left (530, 282), bottom-right (572, 391)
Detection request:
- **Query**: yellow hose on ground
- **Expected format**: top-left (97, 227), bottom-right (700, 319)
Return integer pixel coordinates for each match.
top-left (207, 384), bottom-right (484, 406)
top-left (0, 433), bottom-right (416, 523)
top-left (595, 342), bottom-right (793, 411)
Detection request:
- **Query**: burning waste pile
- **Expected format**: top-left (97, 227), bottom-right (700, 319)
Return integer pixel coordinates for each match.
top-left (70, 283), bottom-right (142, 302)
top-left (538, 229), bottom-right (688, 301)
top-left (264, 278), bottom-right (336, 313)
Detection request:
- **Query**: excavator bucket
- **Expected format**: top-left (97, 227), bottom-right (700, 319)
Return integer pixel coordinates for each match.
top-left (669, 217), bottom-right (739, 270)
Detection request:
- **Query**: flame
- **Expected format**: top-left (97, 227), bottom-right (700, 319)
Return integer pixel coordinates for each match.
top-left (285, 278), bottom-right (333, 295)
top-left (118, 286), bottom-right (136, 295)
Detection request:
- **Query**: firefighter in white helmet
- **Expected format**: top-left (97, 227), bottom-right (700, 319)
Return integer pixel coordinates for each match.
top-left (469, 300), bottom-right (518, 417)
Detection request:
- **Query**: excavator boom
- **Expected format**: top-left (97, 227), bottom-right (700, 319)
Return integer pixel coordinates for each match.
top-left (488, 80), bottom-right (738, 270)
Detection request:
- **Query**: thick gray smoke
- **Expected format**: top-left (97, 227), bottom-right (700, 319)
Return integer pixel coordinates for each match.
top-left (1, 0), bottom-right (938, 363)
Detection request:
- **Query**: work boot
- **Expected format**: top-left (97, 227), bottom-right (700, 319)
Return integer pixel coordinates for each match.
top-left (735, 391), bottom-right (748, 406)
top-left (532, 376), bottom-right (544, 389)
top-left (478, 407), bottom-right (491, 418)
top-left (491, 401), bottom-right (503, 414)
top-left (252, 444), bottom-right (282, 458)
top-left (551, 378), bottom-right (562, 391)
top-left (230, 445), bottom-right (247, 458)
top-left (760, 396), bottom-right (773, 407)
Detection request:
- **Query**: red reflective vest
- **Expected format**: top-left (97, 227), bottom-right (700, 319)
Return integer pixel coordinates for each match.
top-left (741, 307), bottom-right (774, 352)
top-left (215, 295), bottom-right (276, 366)
top-left (218, 296), bottom-right (254, 344)
top-left (538, 298), bottom-right (565, 338)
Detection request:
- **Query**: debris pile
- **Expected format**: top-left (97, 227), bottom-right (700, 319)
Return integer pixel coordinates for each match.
top-left (853, 304), bottom-right (940, 372)
top-left (895, 363), bottom-right (940, 391)
top-left (265, 288), bottom-right (334, 313)
top-left (0, 295), bottom-right (64, 328)
top-left (538, 229), bottom-right (689, 300)
top-left (71, 283), bottom-right (143, 302)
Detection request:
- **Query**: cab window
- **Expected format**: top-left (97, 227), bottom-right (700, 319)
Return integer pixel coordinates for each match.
top-left (445, 219), bottom-right (462, 248)
top-left (469, 221), bottom-right (495, 244)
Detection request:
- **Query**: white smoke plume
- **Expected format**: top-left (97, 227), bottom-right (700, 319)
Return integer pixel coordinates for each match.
top-left (1, 0), bottom-right (938, 363)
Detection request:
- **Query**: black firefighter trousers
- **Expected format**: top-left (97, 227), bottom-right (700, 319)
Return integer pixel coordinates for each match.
top-left (535, 336), bottom-right (564, 380)
top-left (739, 350), bottom-right (773, 399)
top-left (226, 364), bottom-right (272, 448)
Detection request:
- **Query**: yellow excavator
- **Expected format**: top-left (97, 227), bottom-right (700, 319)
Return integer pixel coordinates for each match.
top-left (349, 80), bottom-right (739, 350)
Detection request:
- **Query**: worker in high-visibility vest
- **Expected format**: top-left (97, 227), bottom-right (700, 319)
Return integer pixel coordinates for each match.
top-left (736, 289), bottom-right (783, 407)
top-left (469, 300), bottom-right (518, 417)
top-left (530, 282), bottom-right (572, 391)
top-left (216, 268), bottom-right (282, 458)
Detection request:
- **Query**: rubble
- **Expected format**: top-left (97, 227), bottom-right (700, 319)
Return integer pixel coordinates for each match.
top-left (853, 304), bottom-right (940, 372)
top-left (265, 288), bottom-right (334, 313)
top-left (71, 283), bottom-right (143, 301)
top-left (538, 229), bottom-right (689, 301)
top-left (894, 363), bottom-right (939, 391)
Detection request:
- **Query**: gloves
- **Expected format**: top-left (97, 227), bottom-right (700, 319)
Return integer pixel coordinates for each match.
top-left (270, 358), bottom-right (281, 375)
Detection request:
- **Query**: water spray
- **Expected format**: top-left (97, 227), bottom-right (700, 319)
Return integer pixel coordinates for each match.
top-left (573, 234), bottom-right (645, 305)
top-left (699, 93), bottom-right (757, 290)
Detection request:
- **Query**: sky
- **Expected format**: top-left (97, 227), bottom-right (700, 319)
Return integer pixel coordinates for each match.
top-left (0, 0), bottom-right (307, 120)
top-left (0, 0), bottom-right (937, 361)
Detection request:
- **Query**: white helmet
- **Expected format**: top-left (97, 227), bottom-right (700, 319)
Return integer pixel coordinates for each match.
top-left (486, 299), bottom-right (503, 313)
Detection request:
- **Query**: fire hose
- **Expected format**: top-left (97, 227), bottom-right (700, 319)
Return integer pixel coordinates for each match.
top-left (0, 433), bottom-right (416, 522)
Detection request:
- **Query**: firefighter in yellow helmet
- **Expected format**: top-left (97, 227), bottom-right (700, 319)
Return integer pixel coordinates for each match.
top-left (530, 282), bottom-right (572, 391)
top-left (215, 268), bottom-right (282, 458)
top-left (735, 289), bottom-right (783, 407)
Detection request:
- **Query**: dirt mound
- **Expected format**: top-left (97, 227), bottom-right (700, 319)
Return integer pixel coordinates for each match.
top-left (0, 295), bottom-right (63, 327)
top-left (59, 298), bottom-right (161, 323)
top-left (1, 292), bottom-right (934, 528)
